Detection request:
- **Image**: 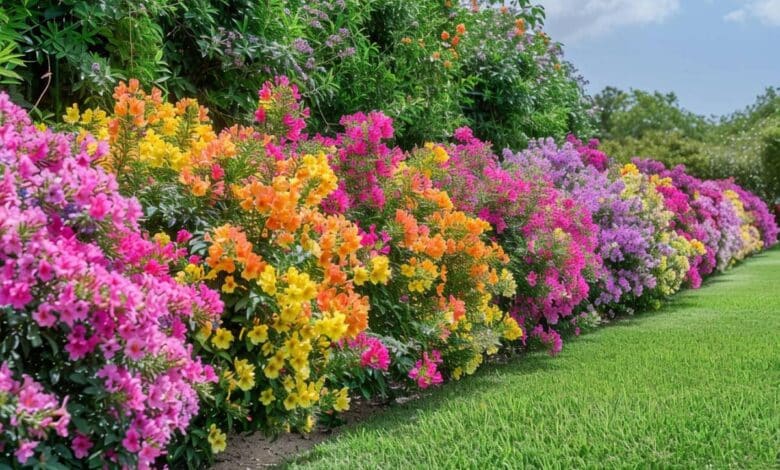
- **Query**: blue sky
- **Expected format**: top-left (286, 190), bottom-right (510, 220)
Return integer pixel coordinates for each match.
top-left (539, 0), bottom-right (780, 117)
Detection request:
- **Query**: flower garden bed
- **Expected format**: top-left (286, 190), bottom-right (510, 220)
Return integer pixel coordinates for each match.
top-left (0, 77), bottom-right (777, 468)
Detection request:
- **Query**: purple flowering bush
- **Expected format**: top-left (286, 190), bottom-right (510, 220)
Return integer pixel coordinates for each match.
top-left (508, 138), bottom-right (699, 314)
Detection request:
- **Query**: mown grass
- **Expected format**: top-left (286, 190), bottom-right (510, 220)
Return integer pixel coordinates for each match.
top-left (288, 248), bottom-right (780, 469)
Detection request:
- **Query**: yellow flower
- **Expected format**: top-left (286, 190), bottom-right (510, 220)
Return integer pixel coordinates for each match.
top-left (690, 239), bottom-right (707, 256)
top-left (452, 367), bottom-right (463, 380)
top-left (212, 328), bottom-right (234, 350)
top-left (353, 266), bottom-right (369, 286)
top-left (369, 255), bottom-right (391, 285)
top-left (63, 104), bottom-right (80, 125)
top-left (620, 163), bottom-right (639, 176)
top-left (153, 232), bottom-right (171, 246)
top-left (79, 108), bottom-right (93, 125)
top-left (222, 275), bottom-right (238, 293)
top-left (264, 353), bottom-right (285, 379)
top-left (283, 392), bottom-right (299, 410)
top-left (195, 321), bottom-right (213, 343)
top-left (234, 358), bottom-right (256, 391)
top-left (315, 313), bottom-right (348, 342)
top-left (432, 145), bottom-right (449, 163)
top-left (247, 324), bottom-right (269, 345)
top-left (259, 388), bottom-right (275, 406)
top-left (301, 414), bottom-right (316, 433)
top-left (258, 265), bottom-right (277, 296)
top-left (400, 263), bottom-right (415, 277)
top-left (182, 263), bottom-right (204, 283)
top-left (207, 424), bottom-right (227, 453)
top-left (333, 387), bottom-right (350, 412)
top-left (502, 316), bottom-right (523, 341)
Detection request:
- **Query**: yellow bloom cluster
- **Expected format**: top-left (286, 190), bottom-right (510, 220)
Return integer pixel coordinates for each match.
top-left (724, 190), bottom-right (764, 260)
top-left (68, 80), bottom-right (234, 180)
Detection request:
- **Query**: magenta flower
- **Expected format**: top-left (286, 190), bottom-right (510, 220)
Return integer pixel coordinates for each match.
top-left (408, 351), bottom-right (444, 389)
top-left (71, 434), bottom-right (93, 459)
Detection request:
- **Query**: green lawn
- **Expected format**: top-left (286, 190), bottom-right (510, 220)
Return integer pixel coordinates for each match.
top-left (289, 248), bottom-right (780, 469)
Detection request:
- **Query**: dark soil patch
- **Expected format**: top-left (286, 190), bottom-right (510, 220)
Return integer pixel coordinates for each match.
top-left (212, 397), bottom-right (394, 469)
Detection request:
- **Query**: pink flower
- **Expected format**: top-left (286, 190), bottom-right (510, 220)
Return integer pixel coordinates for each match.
top-left (176, 229), bottom-right (193, 244)
top-left (360, 340), bottom-right (390, 371)
top-left (122, 426), bottom-right (142, 453)
top-left (89, 193), bottom-right (110, 220)
top-left (72, 433), bottom-right (93, 459)
top-left (210, 164), bottom-right (225, 181)
top-left (37, 259), bottom-right (54, 282)
top-left (408, 351), bottom-right (444, 389)
top-left (32, 304), bottom-right (57, 328)
top-left (15, 439), bottom-right (38, 464)
top-left (526, 271), bottom-right (538, 287)
top-left (125, 336), bottom-right (146, 361)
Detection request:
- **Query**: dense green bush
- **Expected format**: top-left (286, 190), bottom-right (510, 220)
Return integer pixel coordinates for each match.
top-left (0, 0), bottom-right (594, 148)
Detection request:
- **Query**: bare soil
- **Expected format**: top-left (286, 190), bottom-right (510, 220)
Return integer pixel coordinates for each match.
top-left (212, 397), bottom-right (394, 469)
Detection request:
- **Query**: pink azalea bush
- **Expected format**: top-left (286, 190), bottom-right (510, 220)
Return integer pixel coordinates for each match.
top-left (0, 93), bottom-right (222, 468)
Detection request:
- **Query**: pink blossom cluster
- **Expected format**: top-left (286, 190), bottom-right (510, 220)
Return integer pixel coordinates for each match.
top-left (358, 224), bottom-right (391, 256)
top-left (408, 350), bottom-right (444, 389)
top-left (320, 111), bottom-right (404, 212)
top-left (566, 135), bottom-right (609, 171)
top-left (530, 325), bottom-right (563, 356)
top-left (348, 333), bottom-right (391, 371)
top-left (0, 364), bottom-right (70, 464)
top-left (0, 92), bottom-right (222, 468)
top-left (255, 75), bottom-right (311, 145)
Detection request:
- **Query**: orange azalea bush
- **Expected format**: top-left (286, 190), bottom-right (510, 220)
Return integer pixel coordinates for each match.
top-left (66, 79), bottom-right (379, 464)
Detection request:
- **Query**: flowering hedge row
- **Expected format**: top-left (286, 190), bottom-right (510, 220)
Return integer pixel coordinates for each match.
top-left (0, 79), bottom-right (776, 467)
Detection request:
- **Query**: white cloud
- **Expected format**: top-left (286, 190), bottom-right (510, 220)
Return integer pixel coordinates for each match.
top-left (724, 0), bottom-right (780, 26)
top-left (724, 9), bottom-right (747, 22)
top-left (540, 0), bottom-right (681, 42)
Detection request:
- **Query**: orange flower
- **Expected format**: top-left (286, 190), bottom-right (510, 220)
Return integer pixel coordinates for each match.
top-left (456, 23), bottom-right (466, 35)
top-left (241, 253), bottom-right (265, 282)
top-left (451, 36), bottom-right (460, 47)
top-left (425, 234), bottom-right (447, 259)
top-left (441, 31), bottom-right (450, 41)
top-left (191, 177), bottom-right (209, 197)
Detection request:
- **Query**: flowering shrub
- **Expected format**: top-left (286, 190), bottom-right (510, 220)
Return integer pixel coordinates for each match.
top-left (69, 79), bottom-right (379, 465)
top-left (325, 113), bottom-right (522, 383)
top-left (508, 138), bottom-right (699, 313)
top-left (633, 158), bottom-right (777, 282)
top-left (434, 127), bottom-right (600, 355)
top-left (0, 93), bottom-right (221, 468)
